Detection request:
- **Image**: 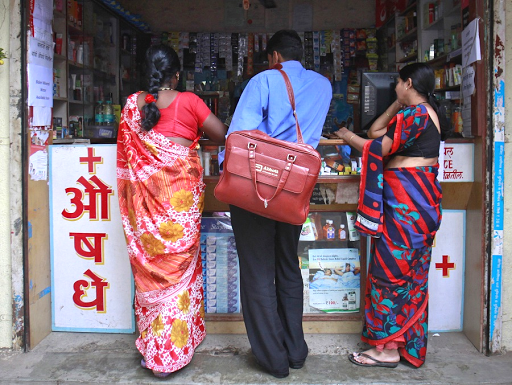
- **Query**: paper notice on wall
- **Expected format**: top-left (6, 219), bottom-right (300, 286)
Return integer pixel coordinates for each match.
top-left (31, 130), bottom-right (50, 146)
top-left (33, 17), bottom-right (53, 44)
top-left (28, 64), bottom-right (53, 107)
top-left (462, 18), bottom-right (481, 67)
top-left (462, 65), bottom-right (476, 98)
top-left (29, 146), bottom-right (48, 181)
top-left (32, 106), bottom-right (52, 127)
top-left (32, 0), bottom-right (53, 22)
top-left (29, 37), bottom-right (54, 68)
top-left (462, 96), bottom-right (472, 137)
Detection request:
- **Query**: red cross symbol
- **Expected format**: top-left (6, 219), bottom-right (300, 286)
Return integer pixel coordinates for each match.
top-left (435, 255), bottom-right (455, 277)
top-left (80, 147), bottom-right (102, 174)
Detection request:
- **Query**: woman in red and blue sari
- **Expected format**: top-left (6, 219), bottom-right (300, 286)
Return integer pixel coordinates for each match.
top-left (333, 63), bottom-right (451, 368)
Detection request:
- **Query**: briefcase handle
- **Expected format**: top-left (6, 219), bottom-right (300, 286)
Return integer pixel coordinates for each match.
top-left (243, 66), bottom-right (303, 209)
top-left (247, 142), bottom-right (296, 209)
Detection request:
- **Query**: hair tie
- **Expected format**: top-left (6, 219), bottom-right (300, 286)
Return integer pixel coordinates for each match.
top-left (145, 94), bottom-right (156, 104)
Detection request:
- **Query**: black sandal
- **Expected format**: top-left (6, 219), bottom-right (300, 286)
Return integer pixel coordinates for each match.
top-left (348, 352), bottom-right (399, 368)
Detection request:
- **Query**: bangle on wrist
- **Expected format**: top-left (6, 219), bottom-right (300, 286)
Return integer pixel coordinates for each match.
top-left (348, 134), bottom-right (356, 145)
top-left (386, 112), bottom-right (391, 118)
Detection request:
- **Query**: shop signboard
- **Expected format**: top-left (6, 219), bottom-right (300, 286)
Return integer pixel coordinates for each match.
top-left (440, 142), bottom-right (474, 182)
top-left (49, 144), bottom-right (134, 333)
top-left (429, 210), bottom-right (466, 331)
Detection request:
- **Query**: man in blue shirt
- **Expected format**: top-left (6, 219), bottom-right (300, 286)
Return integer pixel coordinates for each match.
top-left (222, 30), bottom-right (332, 378)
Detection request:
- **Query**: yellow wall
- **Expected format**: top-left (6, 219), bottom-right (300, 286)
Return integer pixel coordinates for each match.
top-left (0, 0), bottom-right (24, 350)
top-left (0, 0), bottom-right (13, 348)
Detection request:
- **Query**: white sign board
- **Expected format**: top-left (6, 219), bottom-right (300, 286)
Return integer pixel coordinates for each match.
top-left (442, 142), bottom-right (474, 182)
top-left (50, 145), bottom-right (134, 333)
top-left (429, 210), bottom-right (465, 331)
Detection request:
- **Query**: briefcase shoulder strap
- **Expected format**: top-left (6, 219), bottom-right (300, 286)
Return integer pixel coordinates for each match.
top-left (275, 68), bottom-right (304, 145)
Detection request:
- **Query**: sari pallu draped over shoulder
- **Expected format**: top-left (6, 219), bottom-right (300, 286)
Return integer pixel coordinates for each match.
top-left (355, 105), bottom-right (442, 368)
top-left (117, 92), bottom-right (206, 373)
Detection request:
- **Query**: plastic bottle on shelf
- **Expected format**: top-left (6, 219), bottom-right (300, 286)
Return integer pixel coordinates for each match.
top-left (338, 224), bottom-right (347, 241)
top-left (95, 100), bottom-right (104, 126)
top-left (77, 44), bottom-right (83, 64)
top-left (323, 220), bottom-right (336, 241)
top-left (203, 151), bottom-right (211, 176)
top-left (104, 100), bottom-right (115, 126)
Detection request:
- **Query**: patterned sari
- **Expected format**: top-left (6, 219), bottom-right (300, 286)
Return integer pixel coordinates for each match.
top-left (117, 92), bottom-right (206, 373)
top-left (355, 105), bottom-right (442, 367)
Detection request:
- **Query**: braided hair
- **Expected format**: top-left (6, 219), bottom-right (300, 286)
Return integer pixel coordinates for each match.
top-left (399, 63), bottom-right (452, 140)
top-left (141, 44), bottom-right (180, 131)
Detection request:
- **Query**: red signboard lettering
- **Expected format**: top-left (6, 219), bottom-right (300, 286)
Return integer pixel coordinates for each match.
top-left (72, 269), bottom-right (110, 312)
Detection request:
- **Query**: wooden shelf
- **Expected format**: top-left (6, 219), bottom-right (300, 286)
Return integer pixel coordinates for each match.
top-left (425, 17), bottom-right (445, 31)
top-left (205, 312), bottom-right (363, 322)
top-left (447, 3), bottom-right (461, 17)
top-left (397, 27), bottom-right (417, 43)
top-left (317, 175), bottom-right (360, 183)
top-left (54, 54), bottom-right (67, 62)
top-left (436, 85), bottom-right (461, 92)
top-left (399, 1), bottom-right (417, 17)
top-left (67, 23), bottom-right (85, 36)
top-left (397, 52), bottom-right (418, 63)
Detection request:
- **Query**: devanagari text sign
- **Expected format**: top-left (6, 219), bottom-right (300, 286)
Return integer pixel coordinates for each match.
top-left (50, 145), bottom-right (134, 332)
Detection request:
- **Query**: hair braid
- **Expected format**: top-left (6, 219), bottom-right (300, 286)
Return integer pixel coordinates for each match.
top-left (140, 45), bottom-right (180, 131)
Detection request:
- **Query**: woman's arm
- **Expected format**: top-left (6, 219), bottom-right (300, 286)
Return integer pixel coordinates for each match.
top-left (201, 112), bottom-right (228, 144)
top-left (333, 127), bottom-right (394, 156)
top-left (367, 100), bottom-right (403, 139)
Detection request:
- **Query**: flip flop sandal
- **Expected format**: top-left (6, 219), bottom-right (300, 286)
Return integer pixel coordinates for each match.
top-left (348, 352), bottom-right (399, 368)
top-left (152, 370), bottom-right (171, 378)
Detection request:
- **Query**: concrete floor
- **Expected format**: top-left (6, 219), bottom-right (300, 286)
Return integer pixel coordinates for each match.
top-left (0, 332), bottom-right (510, 384)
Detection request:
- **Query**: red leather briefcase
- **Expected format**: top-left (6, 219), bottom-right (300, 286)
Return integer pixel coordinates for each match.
top-left (214, 69), bottom-right (321, 225)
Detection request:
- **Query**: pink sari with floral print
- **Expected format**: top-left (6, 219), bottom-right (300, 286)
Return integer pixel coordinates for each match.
top-left (117, 92), bottom-right (206, 373)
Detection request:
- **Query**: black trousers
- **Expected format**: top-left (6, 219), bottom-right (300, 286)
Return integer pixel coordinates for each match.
top-left (229, 205), bottom-right (308, 375)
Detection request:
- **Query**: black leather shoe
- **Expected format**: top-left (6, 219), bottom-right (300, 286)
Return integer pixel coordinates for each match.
top-left (254, 357), bottom-right (289, 378)
top-left (289, 360), bottom-right (305, 369)
top-left (269, 371), bottom-right (289, 378)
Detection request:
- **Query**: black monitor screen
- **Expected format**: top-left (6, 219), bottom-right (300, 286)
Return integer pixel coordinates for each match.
top-left (360, 72), bottom-right (398, 132)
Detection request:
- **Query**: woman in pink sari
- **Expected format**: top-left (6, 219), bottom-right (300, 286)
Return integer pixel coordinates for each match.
top-left (117, 45), bottom-right (226, 378)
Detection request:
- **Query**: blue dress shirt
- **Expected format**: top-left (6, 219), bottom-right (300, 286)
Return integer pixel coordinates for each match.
top-left (218, 60), bottom-right (332, 164)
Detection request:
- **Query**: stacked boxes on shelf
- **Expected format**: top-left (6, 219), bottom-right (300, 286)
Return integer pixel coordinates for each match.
top-left (200, 217), bottom-right (240, 314)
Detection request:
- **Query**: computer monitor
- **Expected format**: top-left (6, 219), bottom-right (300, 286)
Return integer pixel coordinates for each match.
top-left (360, 72), bottom-right (398, 132)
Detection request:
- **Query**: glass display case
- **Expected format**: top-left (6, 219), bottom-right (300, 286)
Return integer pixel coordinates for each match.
top-left (52, 0), bottom-right (147, 142)
top-left (200, 139), bottom-right (366, 321)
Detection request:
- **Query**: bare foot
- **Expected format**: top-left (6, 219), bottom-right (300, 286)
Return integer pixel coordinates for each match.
top-left (351, 347), bottom-right (400, 365)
